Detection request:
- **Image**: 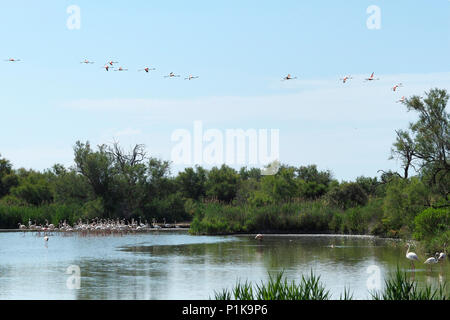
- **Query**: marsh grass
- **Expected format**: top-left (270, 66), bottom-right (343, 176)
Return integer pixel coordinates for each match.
top-left (214, 268), bottom-right (447, 300)
top-left (371, 267), bottom-right (448, 300)
top-left (0, 203), bottom-right (82, 228)
top-left (214, 271), bottom-right (330, 300)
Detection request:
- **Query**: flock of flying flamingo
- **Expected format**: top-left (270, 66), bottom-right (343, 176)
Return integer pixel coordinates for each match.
top-left (6, 58), bottom-right (406, 102)
top-left (282, 72), bottom-right (405, 103)
top-left (81, 58), bottom-right (201, 80)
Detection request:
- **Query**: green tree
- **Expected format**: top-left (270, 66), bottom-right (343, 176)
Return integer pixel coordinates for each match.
top-left (0, 155), bottom-right (18, 198)
top-left (327, 182), bottom-right (368, 210)
top-left (177, 166), bottom-right (207, 200)
top-left (392, 88), bottom-right (450, 198)
top-left (382, 177), bottom-right (431, 232)
top-left (205, 165), bottom-right (239, 202)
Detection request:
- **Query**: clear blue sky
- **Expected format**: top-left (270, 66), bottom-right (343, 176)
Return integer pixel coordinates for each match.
top-left (1, 0), bottom-right (449, 180)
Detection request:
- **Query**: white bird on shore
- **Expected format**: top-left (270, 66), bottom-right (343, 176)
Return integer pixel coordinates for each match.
top-left (18, 223), bottom-right (27, 230)
top-left (406, 243), bottom-right (419, 269)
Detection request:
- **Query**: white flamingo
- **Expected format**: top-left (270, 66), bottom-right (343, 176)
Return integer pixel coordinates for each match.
top-left (365, 72), bottom-right (379, 81)
top-left (424, 253), bottom-right (439, 271)
top-left (392, 83), bottom-right (403, 91)
top-left (101, 65), bottom-right (113, 71)
top-left (184, 75), bottom-right (199, 80)
top-left (80, 59), bottom-right (94, 64)
top-left (406, 243), bottom-right (419, 269)
top-left (282, 74), bottom-right (297, 81)
top-left (164, 72), bottom-right (180, 78)
top-left (114, 66), bottom-right (128, 72)
top-left (396, 96), bottom-right (406, 103)
top-left (4, 58), bottom-right (21, 62)
top-left (44, 236), bottom-right (49, 242)
top-left (18, 223), bottom-right (27, 230)
top-left (340, 75), bottom-right (353, 83)
top-left (138, 67), bottom-right (156, 73)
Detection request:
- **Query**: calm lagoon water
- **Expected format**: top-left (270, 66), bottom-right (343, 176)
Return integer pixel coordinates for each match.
top-left (0, 231), bottom-right (448, 299)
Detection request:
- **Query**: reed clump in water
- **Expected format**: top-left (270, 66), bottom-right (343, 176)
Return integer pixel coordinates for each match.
top-left (214, 271), bottom-right (331, 300)
top-left (371, 268), bottom-right (448, 300)
top-left (214, 268), bottom-right (447, 300)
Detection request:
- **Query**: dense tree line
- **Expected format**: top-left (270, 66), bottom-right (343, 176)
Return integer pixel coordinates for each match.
top-left (0, 88), bottom-right (448, 251)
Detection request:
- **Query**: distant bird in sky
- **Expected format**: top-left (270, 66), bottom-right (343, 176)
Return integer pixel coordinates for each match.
top-left (365, 72), bottom-right (379, 81)
top-left (114, 66), bottom-right (128, 72)
top-left (107, 60), bottom-right (118, 66)
top-left (4, 58), bottom-right (21, 62)
top-left (101, 65), bottom-right (112, 71)
top-left (185, 75), bottom-right (199, 80)
top-left (165, 72), bottom-right (180, 78)
top-left (282, 74), bottom-right (297, 81)
top-left (406, 243), bottom-right (419, 269)
top-left (80, 59), bottom-right (94, 64)
top-left (396, 96), bottom-right (406, 103)
top-left (392, 83), bottom-right (403, 91)
top-left (138, 67), bottom-right (156, 73)
top-left (340, 75), bottom-right (353, 83)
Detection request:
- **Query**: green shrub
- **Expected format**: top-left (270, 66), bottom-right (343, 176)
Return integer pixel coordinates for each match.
top-left (414, 207), bottom-right (449, 241)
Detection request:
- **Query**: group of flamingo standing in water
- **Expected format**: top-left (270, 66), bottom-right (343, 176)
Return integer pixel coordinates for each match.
top-left (18, 217), bottom-right (180, 242)
top-left (405, 243), bottom-right (446, 272)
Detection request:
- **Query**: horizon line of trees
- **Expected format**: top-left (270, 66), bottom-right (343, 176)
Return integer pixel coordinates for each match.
top-left (0, 88), bottom-right (448, 237)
